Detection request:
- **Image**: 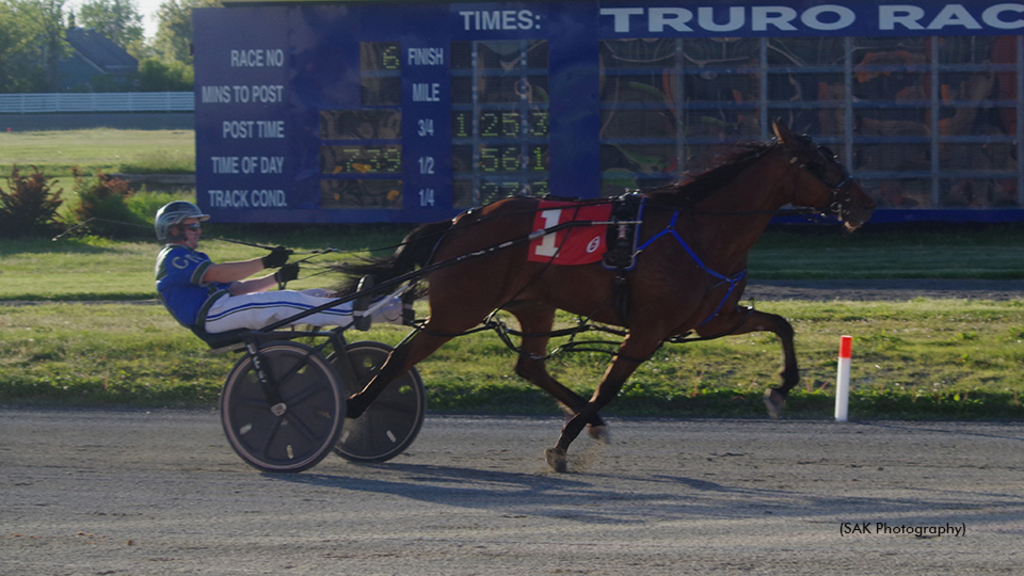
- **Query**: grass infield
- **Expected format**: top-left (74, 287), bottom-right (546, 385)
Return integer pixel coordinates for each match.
top-left (3, 129), bottom-right (1024, 418)
top-left (2, 298), bottom-right (1023, 420)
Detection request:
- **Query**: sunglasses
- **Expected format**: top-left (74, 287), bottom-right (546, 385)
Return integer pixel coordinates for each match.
top-left (181, 224), bottom-right (201, 231)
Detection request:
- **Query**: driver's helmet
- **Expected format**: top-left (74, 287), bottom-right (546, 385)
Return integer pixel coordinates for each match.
top-left (154, 201), bottom-right (209, 241)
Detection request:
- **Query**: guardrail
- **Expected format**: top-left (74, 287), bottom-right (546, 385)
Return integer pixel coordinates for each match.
top-left (0, 92), bottom-right (193, 113)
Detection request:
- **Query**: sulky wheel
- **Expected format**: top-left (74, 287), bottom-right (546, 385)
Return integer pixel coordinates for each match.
top-left (220, 341), bottom-right (345, 473)
top-left (331, 340), bottom-right (426, 462)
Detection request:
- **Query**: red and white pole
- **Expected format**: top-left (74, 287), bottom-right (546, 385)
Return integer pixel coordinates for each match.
top-left (835, 335), bottom-right (852, 422)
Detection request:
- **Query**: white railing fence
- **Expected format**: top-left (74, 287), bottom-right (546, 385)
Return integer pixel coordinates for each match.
top-left (0, 92), bottom-right (193, 113)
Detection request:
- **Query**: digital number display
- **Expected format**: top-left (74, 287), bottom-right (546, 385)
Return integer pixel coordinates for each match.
top-left (452, 110), bottom-right (548, 139)
top-left (320, 110), bottom-right (401, 140)
top-left (450, 39), bottom-right (550, 206)
top-left (361, 42), bottom-right (400, 71)
top-left (453, 179), bottom-right (549, 207)
top-left (321, 179), bottom-right (403, 209)
top-left (321, 145), bottom-right (402, 174)
top-left (361, 42), bottom-right (401, 106)
top-left (452, 144), bottom-right (547, 173)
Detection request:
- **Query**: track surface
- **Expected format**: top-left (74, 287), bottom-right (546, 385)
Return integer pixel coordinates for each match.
top-left (3, 409), bottom-right (1023, 575)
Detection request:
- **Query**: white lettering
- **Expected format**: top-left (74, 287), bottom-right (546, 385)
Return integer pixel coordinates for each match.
top-left (481, 11), bottom-right (500, 29)
top-left (206, 190), bottom-right (251, 208)
top-left (603, 5), bottom-right (858, 34)
top-left (518, 9), bottom-right (535, 30)
top-left (534, 210), bottom-right (562, 257)
top-left (211, 156), bottom-right (238, 174)
top-left (928, 4), bottom-right (982, 29)
top-left (265, 49), bottom-right (284, 67)
top-left (256, 120), bottom-right (285, 138)
top-left (240, 156), bottom-right (258, 174)
top-left (752, 6), bottom-right (798, 31)
top-left (698, 6), bottom-right (745, 32)
top-left (201, 85), bottom-right (231, 104)
top-left (801, 4), bottom-right (856, 30)
top-left (412, 83), bottom-right (441, 102)
top-left (260, 156), bottom-right (284, 174)
top-left (502, 10), bottom-right (517, 29)
top-left (222, 120), bottom-right (254, 139)
top-left (649, 7), bottom-right (693, 32)
top-left (983, 3), bottom-right (1024, 29)
top-left (251, 84), bottom-right (284, 103)
top-left (230, 49), bottom-right (263, 67)
top-left (880, 5), bottom-right (925, 30)
top-left (250, 190), bottom-right (288, 208)
top-left (407, 48), bottom-right (445, 66)
top-left (601, 7), bottom-right (645, 33)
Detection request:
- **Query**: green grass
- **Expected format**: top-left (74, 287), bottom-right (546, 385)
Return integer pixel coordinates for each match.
top-left (0, 129), bottom-right (195, 176)
top-left (6, 221), bottom-right (1024, 301)
top-left (0, 223), bottom-right (412, 301)
top-left (1, 300), bottom-right (1022, 419)
top-left (4, 128), bottom-right (1024, 417)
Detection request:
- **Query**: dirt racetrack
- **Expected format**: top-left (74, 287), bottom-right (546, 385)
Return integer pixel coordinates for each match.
top-left (3, 409), bottom-right (1024, 575)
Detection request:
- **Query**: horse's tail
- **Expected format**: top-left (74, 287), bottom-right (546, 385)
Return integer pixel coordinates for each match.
top-left (334, 219), bottom-right (453, 295)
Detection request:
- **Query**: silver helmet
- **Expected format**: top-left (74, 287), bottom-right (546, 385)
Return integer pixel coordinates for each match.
top-left (154, 201), bottom-right (209, 241)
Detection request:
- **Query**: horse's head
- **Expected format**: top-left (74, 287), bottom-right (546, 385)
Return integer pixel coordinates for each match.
top-left (772, 120), bottom-right (875, 231)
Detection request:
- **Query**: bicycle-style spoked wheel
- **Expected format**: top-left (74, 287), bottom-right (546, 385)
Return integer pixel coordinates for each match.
top-left (220, 341), bottom-right (345, 472)
top-left (330, 341), bottom-right (426, 462)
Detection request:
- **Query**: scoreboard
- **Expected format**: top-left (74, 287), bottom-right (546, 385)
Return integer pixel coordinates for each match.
top-left (194, 1), bottom-right (580, 223)
top-left (194, 0), bottom-right (1024, 224)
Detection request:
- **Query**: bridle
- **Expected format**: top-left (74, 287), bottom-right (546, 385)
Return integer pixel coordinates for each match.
top-left (787, 140), bottom-right (857, 221)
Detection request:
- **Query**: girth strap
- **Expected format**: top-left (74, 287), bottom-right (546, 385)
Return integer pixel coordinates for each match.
top-left (636, 208), bottom-right (747, 327)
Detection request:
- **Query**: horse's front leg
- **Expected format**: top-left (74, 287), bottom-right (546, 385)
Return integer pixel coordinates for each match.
top-left (697, 306), bottom-right (797, 419)
top-left (545, 334), bottom-right (659, 472)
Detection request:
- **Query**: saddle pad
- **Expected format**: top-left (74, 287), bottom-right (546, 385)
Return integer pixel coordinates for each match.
top-left (527, 201), bottom-right (612, 265)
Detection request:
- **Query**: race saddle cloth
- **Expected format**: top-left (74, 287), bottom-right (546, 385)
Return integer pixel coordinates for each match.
top-left (527, 200), bottom-right (613, 265)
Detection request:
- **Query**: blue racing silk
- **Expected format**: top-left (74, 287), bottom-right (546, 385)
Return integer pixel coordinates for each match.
top-left (155, 244), bottom-right (231, 327)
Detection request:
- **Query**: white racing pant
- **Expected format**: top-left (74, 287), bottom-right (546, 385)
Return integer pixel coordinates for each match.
top-left (203, 288), bottom-right (403, 334)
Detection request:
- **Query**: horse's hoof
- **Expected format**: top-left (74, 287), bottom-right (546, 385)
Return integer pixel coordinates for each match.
top-left (588, 425), bottom-right (611, 444)
top-left (545, 447), bottom-right (567, 473)
top-left (763, 389), bottom-right (786, 419)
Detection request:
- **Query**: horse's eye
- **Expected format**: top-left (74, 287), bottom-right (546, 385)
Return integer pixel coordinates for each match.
top-left (803, 158), bottom-right (826, 178)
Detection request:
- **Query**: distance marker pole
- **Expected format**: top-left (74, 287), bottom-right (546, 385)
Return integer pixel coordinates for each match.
top-left (835, 335), bottom-right (852, 422)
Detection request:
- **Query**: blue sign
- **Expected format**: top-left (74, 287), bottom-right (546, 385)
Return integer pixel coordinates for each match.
top-left (193, 1), bottom-right (1024, 223)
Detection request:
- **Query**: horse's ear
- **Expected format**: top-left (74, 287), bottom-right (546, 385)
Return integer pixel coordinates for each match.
top-left (772, 118), bottom-right (794, 144)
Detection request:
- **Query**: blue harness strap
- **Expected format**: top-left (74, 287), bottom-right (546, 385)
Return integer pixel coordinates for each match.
top-left (636, 202), bottom-right (747, 327)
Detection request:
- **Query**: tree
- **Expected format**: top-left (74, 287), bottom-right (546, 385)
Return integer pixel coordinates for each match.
top-left (0, 1), bottom-right (48, 92)
top-left (135, 56), bottom-right (193, 91)
top-left (77, 0), bottom-right (143, 52)
top-left (153, 0), bottom-right (219, 66)
top-left (14, 0), bottom-right (69, 92)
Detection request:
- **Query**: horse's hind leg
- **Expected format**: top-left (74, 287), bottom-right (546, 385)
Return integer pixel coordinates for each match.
top-left (506, 302), bottom-right (607, 440)
top-left (345, 329), bottom-right (451, 418)
top-left (697, 306), bottom-right (798, 419)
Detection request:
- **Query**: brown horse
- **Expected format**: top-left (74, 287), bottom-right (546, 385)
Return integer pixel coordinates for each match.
top-left (340, 121), bottom-right (875, 472)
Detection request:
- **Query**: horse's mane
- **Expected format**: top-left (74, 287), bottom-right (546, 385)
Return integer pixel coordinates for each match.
top-left (644, 141), bottom-right (779, 207)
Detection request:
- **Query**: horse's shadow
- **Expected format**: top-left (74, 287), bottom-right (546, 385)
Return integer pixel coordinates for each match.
top-left (266, 456), bottom-right (1024, 527)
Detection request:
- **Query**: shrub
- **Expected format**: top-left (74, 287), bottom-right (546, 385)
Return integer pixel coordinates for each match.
top-left (0, 165), bottom-right (64, 238)
top-left (69, 167), bottom-right (148, 238)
